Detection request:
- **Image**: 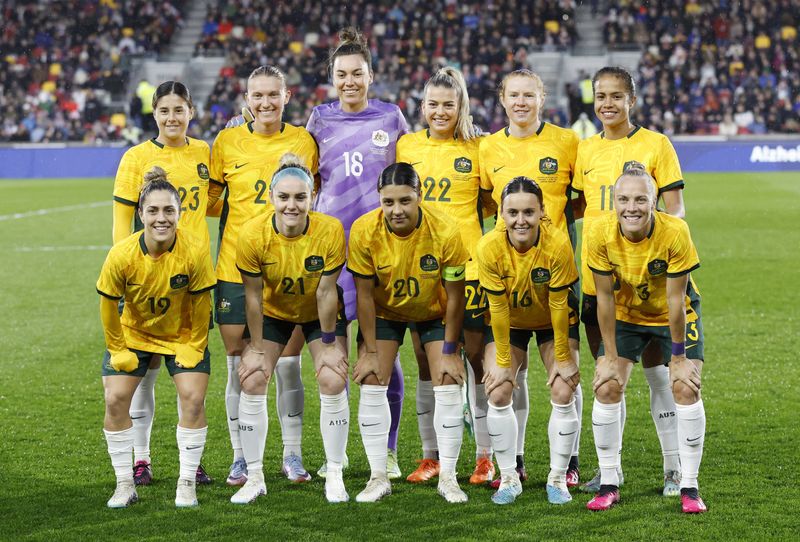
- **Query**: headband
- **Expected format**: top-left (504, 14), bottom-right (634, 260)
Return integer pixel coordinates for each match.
top-left (270, 167), bottom-right (313, 190)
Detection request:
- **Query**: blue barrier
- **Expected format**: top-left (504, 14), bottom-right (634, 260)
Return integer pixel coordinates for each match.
top-left (2, 138), bottom-right (799, 179)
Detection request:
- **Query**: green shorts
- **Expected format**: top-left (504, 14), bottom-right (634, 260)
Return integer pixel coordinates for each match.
top-left (485, 325), bottom-right (580, 350)
top-left (101, 347), bottom-right (211, 377)
top-left (263, 315), bottom-right (348, 345)
top-left (357, 317), bottom-right (446, 346)
top-left (214, 280), bottom-right (245, 325)
top-left (597, 299), bottom-right (705, 364)
top-left (463, 280), bottom-right (488, 331)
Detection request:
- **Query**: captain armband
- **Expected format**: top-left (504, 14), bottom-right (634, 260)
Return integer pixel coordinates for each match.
top-left (442, 265), bottom-right (466, 282)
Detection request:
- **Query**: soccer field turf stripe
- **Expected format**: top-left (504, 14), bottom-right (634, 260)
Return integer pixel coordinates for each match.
top-left (0, 200), bottom-right (109, 221)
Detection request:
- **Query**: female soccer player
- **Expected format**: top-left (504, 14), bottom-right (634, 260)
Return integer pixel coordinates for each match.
top-left (585, 163), bottom-right (706, 514)
top-left (396, 66), bottom-right (495, 485)
top-left (98, 168), bottom-right (215, 509)
top-left (574, 66), bottom-right (686, 495)
top-left (307, 28), bottom-right (409, 479)
top-left (230, 154), bottom-right (350, 505)
top-left (347, 163), bottom-right (470, 503)
top-left (478, 177), bottom-right (581, 506)
top-left (479, 69), bottom-right (583, 487)
top-left (209, 65), bottom-right (318, 486)
top-left (111, 81), bottom-right (212, 486)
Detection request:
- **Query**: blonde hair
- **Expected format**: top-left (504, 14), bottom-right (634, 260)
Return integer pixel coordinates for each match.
top-left (271, 152), bottom-right (313, 190)
top-left (615, 160), bottom-right (656, 201)
top-left (498, 69), bottom-right (546, 100)
top-left (424, 66), bottom-right (479, 141)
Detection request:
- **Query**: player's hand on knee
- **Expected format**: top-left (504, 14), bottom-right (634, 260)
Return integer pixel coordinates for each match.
top-left (316, 345), bottom-right (349, 381)
top-left (353, 351), bottom-right (382, 384)
top-left (174, 344), bottom-right (204, 369)
top-left (239, 344), bottom-right (267, 384)
top-left (548, 360), bottom-right (580, 390)
top-left (439, 352), bottom-right (465, 386)
top-left (483, 364), bottom-right (515, 395)
top-left (592, 356), bottom-right (622, 392)
top-left (109, 349), bottom-right (139, 373)
top-left (670, 356), bottom-right (701, 394)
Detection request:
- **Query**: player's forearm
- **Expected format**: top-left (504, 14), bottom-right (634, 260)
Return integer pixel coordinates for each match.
top-left (355, 280), bottom-right (377, 353)
top-left (316, 282), bottom-right (338, 334)
top-left (207, 181), bottom-right (225, 211)
top-left (112, 201), bottom-right (135, 244)
top-left (100, 296), bottom-right (127, 353)
top-left (243, 281), bottom-right (265, 350)
top-left (487, 293), bottom-right (512, 368)
top-left (549, 288), bottom-right (571, 363)
top-left (443, 280), bottom-right (466, 345)
top-left (667, 275), bottom-right (688, 344)
top-left (188, 292), bottom-right (211, 351)
top-left (594, 274), bottom-right (618, 358)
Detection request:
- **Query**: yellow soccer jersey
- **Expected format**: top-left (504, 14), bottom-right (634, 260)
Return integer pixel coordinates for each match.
top-left (347, 205), bottom-right (470, 322)
top-left (113, 137), bottom-right (212, 244)
top-left (479, 122), bottom-right (578, 236)
top-left (210, 122), bottom-right (319, 283)
top-left (586, 212), bottom-right (700, 327)
top-left (477, 222), bottom-right (578, 331)
top-left (574, 126), bottom-right (684, 295)
top-left (96, 230), bottom-right (216, 354)
top-left (236, 211), bottom-right (345, 324)
top-left (397, 129), bottom-right (482, 281)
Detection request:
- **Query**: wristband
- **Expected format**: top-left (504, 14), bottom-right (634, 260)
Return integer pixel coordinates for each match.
top-left (321, 331), bottom-right (336, 344)
top-left (442, 341), bottom-right (457, 355)
top-left (671, 342), bottom-right (685, 356)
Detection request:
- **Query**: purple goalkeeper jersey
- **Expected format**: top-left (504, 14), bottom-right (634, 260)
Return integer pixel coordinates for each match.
top-left (307, 99), bottom-right (408, 320)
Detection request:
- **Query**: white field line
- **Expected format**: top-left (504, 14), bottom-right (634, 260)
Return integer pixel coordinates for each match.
top-left (13, 245), bottom-right (111, 252)
top-left (0, 200), bottom-right (110, 221)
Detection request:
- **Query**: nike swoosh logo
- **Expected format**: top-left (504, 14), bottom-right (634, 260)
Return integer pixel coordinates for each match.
top-left (687, 435), bottom-right (702, 442)
top-left (361, 422), bottom-right (380, 427)
top-left (474, 415), bottom-right (487, 420)
top-left (377, 265), bottom-right (391, 270)
top-left (263, 262), bottom-right (277, 266)
top-left (442, 424), bottom-right (461, 429)
top-left (488, 432), bottom-right (501, 437)
top-left (416, 410), bottom-right (432, 416)
top-left (229, 417), bottom-right (238, 421)
top-left (592, 421), bottom-right (615, 426)
top-left (288, 411), bottom-right (302, 418)
top-left (686, 343), bottom-right (698, 349)
top-left (493, 166), bottom-right (505, 173)
top-left (410, 161), bottom-right (422, 166)
top-left (470, 311), bottom-right (487, 319)
top-left (453, 269), bottom-right (465, 279)
top-left (558, 430), bottom-right (577, 436)
top-left (323, 136), bottom-right (335, 144)
top-left (583, 169), bottom-right (594, 175)
top-left (235, 163), bottom-right (248, 169)
top-left (131, 415), bottom-right (146, 420)
top-left (185, 444), bottom-right (204, 450)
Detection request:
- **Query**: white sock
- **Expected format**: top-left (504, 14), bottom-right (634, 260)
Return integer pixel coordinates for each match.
top-left (571, 383), bottom-right (583, 458)
top-left (644, 365), bottom-right (680, 473)
top-left (487, 402), bottom-right (517, 476)
top-left (239, 392), bottom-right (267, 477)
top-left (104, 426), bottom-right (135, 483)
top-left (548, 400), bottom-right (578, 489)
top-left (592, 399), bottom-right (621, 486)
top-left (473, 383), bottom-right (492, 458)
top-left (433, 384), bottom-right (464, 475)
top-left (676, 399), bottom-right (705, 489)
top-left (225, 355), bottom-right (243, 461)
top-left (619, 392), bottom-right (627, 465)
top-left (130, 366), bottom-right (159, 463)
top-left (513, 369), bottom-right (529, 456)
top-left (415, 379), bottom-right (437, 459)
top-left (275, 355), bottom-right (304, 458)
top-left (358, 384), bottom-right (390, 476)
top-left (177, 425), bottom-right (207, 481)
top-left (320, 390), bottom-right (349, 469)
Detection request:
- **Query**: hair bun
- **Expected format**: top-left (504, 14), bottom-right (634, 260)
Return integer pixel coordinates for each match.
top-left (143, 165), bottom-right (168, 184)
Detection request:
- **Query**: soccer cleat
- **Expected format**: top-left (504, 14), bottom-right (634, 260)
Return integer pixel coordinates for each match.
top-left (324, 468), bottom-right (349, 503)
top-left (587, 488), bottom-right (620, 511)
top-left (681, 491), bottom-right (707, 514)
top-left (489, 466), bottom-right (528, 489)
top-left (406, 458), bottom-right (440, 483)
top-left (437, 473), bottom-right (468, 503)
top-left (226, 458), bottom-right (248, 487)
top-left (282, 453), bottom-right (311, 483)
top-left (230, 475), bottom-right (266, 504)
top-left (132, 460), bottom-right (152, 486)
top-left (580, 467), bottom-right (624, 493)
top-left (566, 467), bottom-right (580, 488)
top-left (469, 457), bottom-right (495, 485)
top-left (317, 453), bottom-right (349, 478)
top-left (663, 470), bottom-right (681, 496)
top-left (107, 480), bottom-right (138, 509)
top-left (386, 449), bottom-right (402, 480)
top-left (175, 479), bottom-right (198, 508)
top-left (195, 463), bottom-right (213, 485)
top-left (355, 474), bottom-right (391, 503)
top-left (546, 484), bottom-right (573, 505)
top-left (491, 474), bottom-right (523, 505)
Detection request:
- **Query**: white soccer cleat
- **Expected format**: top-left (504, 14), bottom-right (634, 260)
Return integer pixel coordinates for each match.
top-left (107, 480), bottom-right (138, 509)
top-left (175, 479), bottom-right (198, 508)
top-left (355, 474), bottom-right (391, 503)
top-left (386, 449), bottom-right (402, 480)
top-left (437, 473), bottom-right (468, 503)
top-left (317, 453), bottom-right (349, 478)
top-left (230, 475), bottom-right (267, 505)
top-left (663, 470), bottom-right (681, 497)
top-left (324, 468), bottom-right (349, 503)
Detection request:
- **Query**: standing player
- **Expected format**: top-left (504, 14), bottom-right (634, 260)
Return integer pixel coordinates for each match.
top-left (98, 169), bottom-right (215, 508)
top-left (111, 81), bottom-right (212, 486)
top-left (307, 28), bottom-right (409, 479)
top-left (585, 163), bottom-right (706, 514)
top-left (209, 65), bottom-right (318, 486)
top-left (478, 177), bottom-right (581, 506)
top-left (230, 154), bottom-right (350, 504)
top-left (479, 69), bottom-right (583, 486)
top-left (574, 67), bottom-right (686, 495)
top-left (396, 66), bottom-right (496, 485)
top-left (347, 163), bottom-right (470, 503)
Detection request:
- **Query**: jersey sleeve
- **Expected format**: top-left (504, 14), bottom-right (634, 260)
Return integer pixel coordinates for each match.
top-left (323, 220), bottom-right (346, 275)
top-left (478, 138), bottom-right (493, 191)
top-left (113, 148), bottom-right (142, 205)
top-left (585, 221), bottom-right (612, 275)
top-left (235, 219), bottom-right (263, 278)
top-left (441, 226), bottom-right (470, 270)
top-left (476, 240), bottom-right (505, 295)
top-left (96, 248), bottom-right (126, 300)
top-left (395, 134), bottom-right (411, 163)
top-left (572, 141), bottom-right (587, 192)
top-left (549, 238), bottom-right (579, 291)
top-left (209, 131), bottom-right (227, 186)
top-left (655, 135), bottom-right (684, 193)
top-left (395, 107), bottom-right (409, 137)
top-left (298, 130), bottom-right (319, 175)
top-left (345, 219), bottom-right (375, 278)
top-left (305, 107), bottom-right (319, 138)
top-left (189, 244), bottom-right (217, 295)
top-left (666, 220), bottom-right (700, 277)
top-left (565, 130), bottom-right (579, 182)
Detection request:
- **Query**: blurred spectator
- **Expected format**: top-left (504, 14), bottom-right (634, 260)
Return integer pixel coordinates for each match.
top-left (571, 112), bottom-right (598, 139)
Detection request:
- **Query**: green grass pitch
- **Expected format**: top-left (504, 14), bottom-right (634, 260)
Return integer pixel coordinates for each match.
top-left (0, 173), bottom-right (797, 541)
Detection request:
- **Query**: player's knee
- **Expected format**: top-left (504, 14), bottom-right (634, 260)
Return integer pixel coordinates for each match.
top-left (241, 371), bottom-right (268, 395)
top-left (104, 388), bottom-right (131, 418)
top-left (317, 368), bottom-right (346, 395)
top-left (179, 391), bottom-right (206, 421)
top-left (488, 382), bottom-right (513, 407)
top-left (595, 379), bottom-right (622, 403)
top-left (672, 379), bottom-right (700, 405)
top-left (550, 377), bottom-right (575, 404)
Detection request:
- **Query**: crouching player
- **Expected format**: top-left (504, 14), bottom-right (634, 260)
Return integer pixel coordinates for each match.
top-left (98, 167), bottom-right (215, 508)
top-left (231, 154), bottom-right (350, 504)
top-left (478, 177), bottom-right (581, 505)
top-left (347, 162), bottom-right (470, 503)
top-left (586, 162), bottom-right (707, 513)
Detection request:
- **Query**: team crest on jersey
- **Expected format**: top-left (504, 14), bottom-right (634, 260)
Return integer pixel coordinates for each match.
top-left (419, 254), bottom-right (439, 272)
top-left (218, 298), bottom-right (231, 313)
top-left (539, 157), bottom-right (558, 175)
top-left (531, 267), bottom-right (551, 284)
top-left (372, 129), bottom-right (390, 148)
top-left (305, 255), bottom-right (325, 272)
top-left (454, 157), bottom-right (472, 173)
top-left (197, 163), bottom-right (210, 180)
top-left (170, 274), bottom-right (189, 289)
top-left (647, 259), bottom-right (667, 276)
